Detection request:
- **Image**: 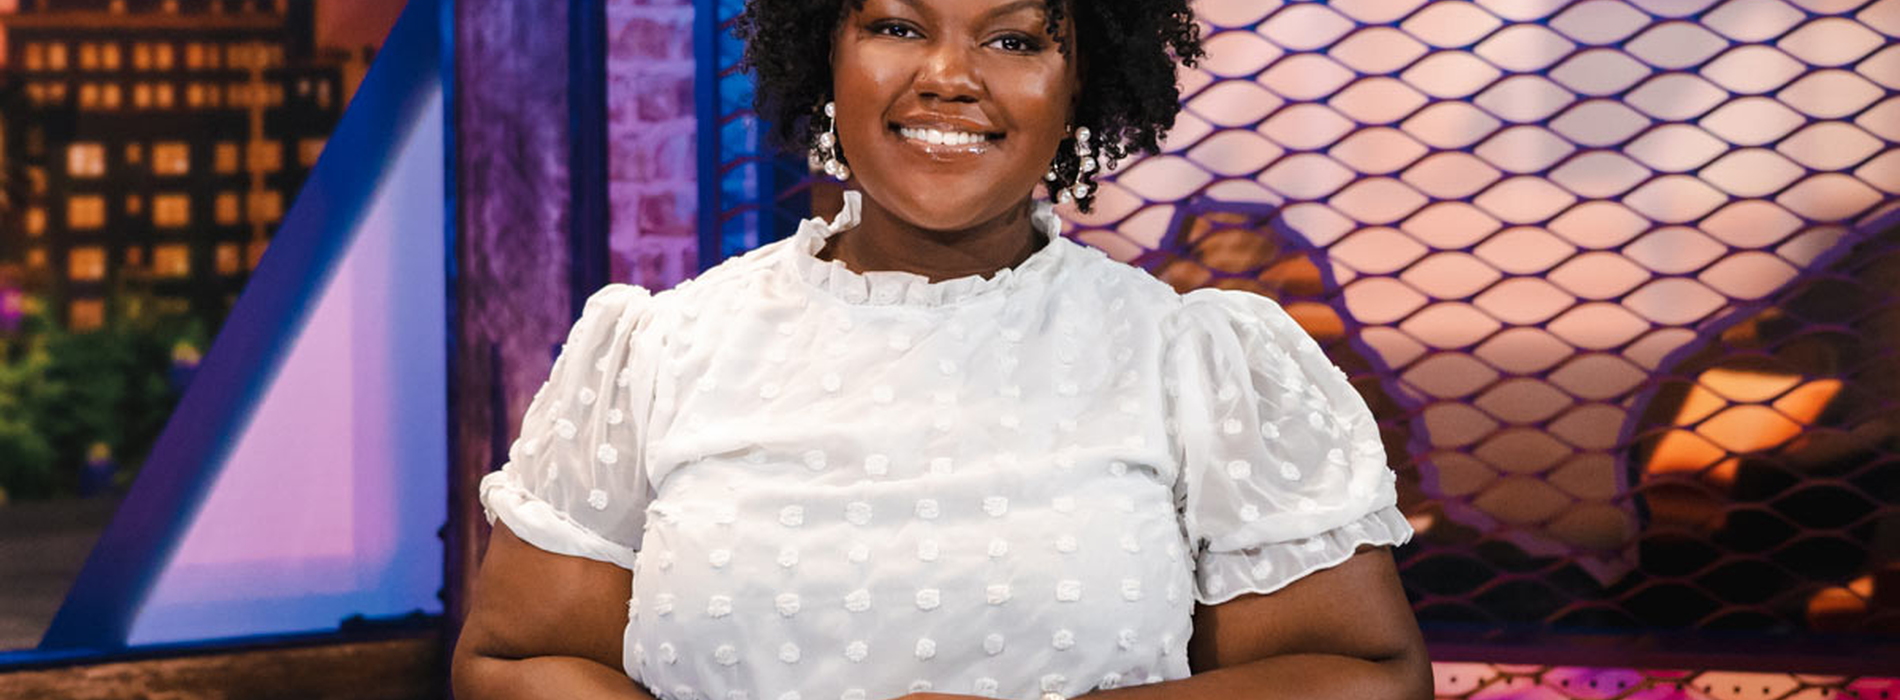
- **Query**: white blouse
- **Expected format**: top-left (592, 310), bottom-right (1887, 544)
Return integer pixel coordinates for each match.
top-left (479, 191), bottom-right (1412, 700)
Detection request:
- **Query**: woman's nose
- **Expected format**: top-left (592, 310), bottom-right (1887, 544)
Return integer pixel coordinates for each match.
top-left (915, 43), bottom-right (981, 103)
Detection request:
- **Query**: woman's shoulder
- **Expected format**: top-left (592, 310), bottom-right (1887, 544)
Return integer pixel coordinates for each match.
top-left (635, 235), bottom-right (800, 309)
top-left (1052, 242), bottom-right (1300, 333)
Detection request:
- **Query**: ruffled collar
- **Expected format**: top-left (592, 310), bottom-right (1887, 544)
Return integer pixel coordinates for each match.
top-left (785, 190), bottom-right (1070, 307)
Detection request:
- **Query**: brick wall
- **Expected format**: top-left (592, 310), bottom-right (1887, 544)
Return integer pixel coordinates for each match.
top-left (607, 0), bottom-right (698, 289)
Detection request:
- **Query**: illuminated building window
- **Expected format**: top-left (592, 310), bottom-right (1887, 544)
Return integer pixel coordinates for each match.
top-left (317, 81), bottom-right (332, 109)
top-left (28, 167), bottom-right (46, 195)
top-left (101, 83), bottom-right (121, 109)
top-left (68, 143), bottom-right (106, 177)
top-left (24, 43), bottom-right (44, 71)
top-left (248, 141), bottom-right (282, 172)
top-left (187, 82), bottom-right (203, 107)
top-left (25, 207), bottom-right (46, 237)
top-left (216, 192), bottom-right (240, 225)
top-left (266, 84), bottom-right (284, 106)
top-left (216, 142), bottom-right (240, 173)
top-left (48, 43), bottom-right (67, 71)
top-left (249, 190), bottom-right (284, 223)
top-left (69, 246), bottom-right (107, 281)
top-left (153, 193), bottom-right (191, 228)
top-left (79, 83), bottom-right (100, 109)
top-left (68, 194), bottom-right (107, 230)
top-left (216, 242), bottom-right (242, 275)
top-left (162, 0), bottom-right (180, 13)
top-left (126, 194), bottom-right (142, 215)
top-left (125, 246), bottom-right (143, 267)
top-left (27, 248), bottom-right (48, 268)
top-left (133, 82), bottom-right (151, 107)
top-left (153, 244), bottom-right (190, 277)
top-left (153, 142), bottom-right (190, 175)
top-left (246, 239), bottom-right (268, 269)
top-left (125, 142), bottom-right (143, 165)
top-left (298, 137), bottom-right (326, 168)
top-left (46, 82), bottom-right (66, 101)
top-left (101, 43), bottom-right (120, 70)
top-left (186, 43), bottom-right (204, 69)
top-left (154, 43), bottom-right (174, 71)
top-left (70, 299), bottom-right (106, 332)
top-left (155, 83), bottom-right (174, 109)
top-left (79, 43), bottom-right (99, 70)
top-left (134, 43), bottom-right (151, 71)
top-left (27, 83), bottom-right (44, 103)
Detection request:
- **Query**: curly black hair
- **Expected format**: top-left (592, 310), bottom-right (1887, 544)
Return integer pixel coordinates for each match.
top-left (731, 0), bottom-right (1205, 213)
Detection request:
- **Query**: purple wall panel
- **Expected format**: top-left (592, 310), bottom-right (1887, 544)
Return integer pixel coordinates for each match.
top-left (450, 0), bottom-right (572, 608)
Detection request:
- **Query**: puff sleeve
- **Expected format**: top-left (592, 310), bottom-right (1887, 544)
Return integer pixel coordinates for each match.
top-left (1165, 288), bottom-right (1413, 604)
top-left (478, 284), bottom-right (658, 570)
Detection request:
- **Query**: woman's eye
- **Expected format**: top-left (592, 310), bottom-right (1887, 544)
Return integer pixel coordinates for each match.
top-left (990, 35), bottom-right (1042, 53)
top-left (872, 22), bottom-right (919, 39)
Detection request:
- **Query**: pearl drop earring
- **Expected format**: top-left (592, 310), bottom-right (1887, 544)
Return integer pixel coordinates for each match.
top-left (814, 100), bottom-right (851, 181)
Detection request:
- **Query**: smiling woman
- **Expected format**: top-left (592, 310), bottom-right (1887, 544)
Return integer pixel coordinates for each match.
top-left (450, 1), bottom-right (1432, 700)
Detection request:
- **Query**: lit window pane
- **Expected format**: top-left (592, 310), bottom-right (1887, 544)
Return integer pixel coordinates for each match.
top-left (67, 143), bottom-right (106, 177)
top-left (70, 299), bottom-right (106, 332)
top-left (68, 246), bottom-right (107, 281)
top-left (247, 140), bottom-right (282, 172)
top-left (216, 192), bottom-right (240, 225)
top-left (153, 244), bottom-right (190, 278)
top-left (153, 142), bottom-right (190, 175)
top-left (153, 193), bottom-right (191, 228)
top-left (216, 242), bottom-right (242, 275)
top-left (248, 190), bottom-right (283, 223)
top-left (67, 195), bottom-right (107, 229)
top-left (216, 142), bottom-right (240, 173)
top-left (299, 137), bottom-right (326, 168)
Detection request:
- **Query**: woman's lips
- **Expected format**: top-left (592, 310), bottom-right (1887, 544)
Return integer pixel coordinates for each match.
top-left (888, 124), bottom-right (1004, 161)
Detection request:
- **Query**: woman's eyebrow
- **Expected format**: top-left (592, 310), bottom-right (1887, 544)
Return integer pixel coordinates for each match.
top-left (890, 0), bottom-right (1047, 22)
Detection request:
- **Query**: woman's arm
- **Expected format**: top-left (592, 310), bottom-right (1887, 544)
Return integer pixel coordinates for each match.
top-left (451, 522), bottom-right (656, 700)
top-left (1091, 544), bottom-right (1432, 700)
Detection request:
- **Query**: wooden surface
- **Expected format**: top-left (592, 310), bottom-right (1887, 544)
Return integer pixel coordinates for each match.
top-left (0, 636), bottom-right (442, 700)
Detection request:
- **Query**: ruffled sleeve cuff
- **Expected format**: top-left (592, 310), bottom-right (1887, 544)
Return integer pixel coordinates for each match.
top-left (480, 469), bottom-right (641, 570)
top-left (1193, 503), bottom-right (1414, 605)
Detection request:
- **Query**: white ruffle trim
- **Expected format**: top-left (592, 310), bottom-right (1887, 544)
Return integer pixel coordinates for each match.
top-left (1193, 504), bottom-right (1414, 605)
top-left (479, 470), bottom-right (641, 570)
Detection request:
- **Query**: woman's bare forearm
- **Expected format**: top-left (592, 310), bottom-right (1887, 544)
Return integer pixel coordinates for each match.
top-left (454, 653), bottom-right (656, 700)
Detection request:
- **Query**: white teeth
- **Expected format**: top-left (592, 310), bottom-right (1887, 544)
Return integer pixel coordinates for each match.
top-left (899, 127), bottom-right (990, 146)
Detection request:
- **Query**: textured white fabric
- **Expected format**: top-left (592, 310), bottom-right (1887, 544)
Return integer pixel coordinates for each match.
top-left (478, 190), bottom-right (1412, 700)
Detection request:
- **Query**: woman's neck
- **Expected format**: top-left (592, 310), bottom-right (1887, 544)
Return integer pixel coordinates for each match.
top-left (818, 193), bottom-right (1047, 283)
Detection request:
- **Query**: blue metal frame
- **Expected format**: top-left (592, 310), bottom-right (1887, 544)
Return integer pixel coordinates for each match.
top-left (26, 0), bottom-right (446, 655)
top-left (695, 0), bottom-right (809, 272)
top-left (568, 0), bottom-right (610, 309)
top-left (693, 0), bottom-right (722, 272)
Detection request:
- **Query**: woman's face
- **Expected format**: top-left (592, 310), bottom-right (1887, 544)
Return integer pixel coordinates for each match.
top-left (831, 0), bottom-right (1080, 232)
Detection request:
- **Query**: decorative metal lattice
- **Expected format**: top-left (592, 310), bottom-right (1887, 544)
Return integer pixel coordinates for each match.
top-left (1062, 0), bottom-right (1899, 640)
top-left (1429, 663), bottom-right (1900, 699)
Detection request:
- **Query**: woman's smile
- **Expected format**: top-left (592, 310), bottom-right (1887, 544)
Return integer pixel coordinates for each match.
top-left (888, 119), bottom-right (1007, 162)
